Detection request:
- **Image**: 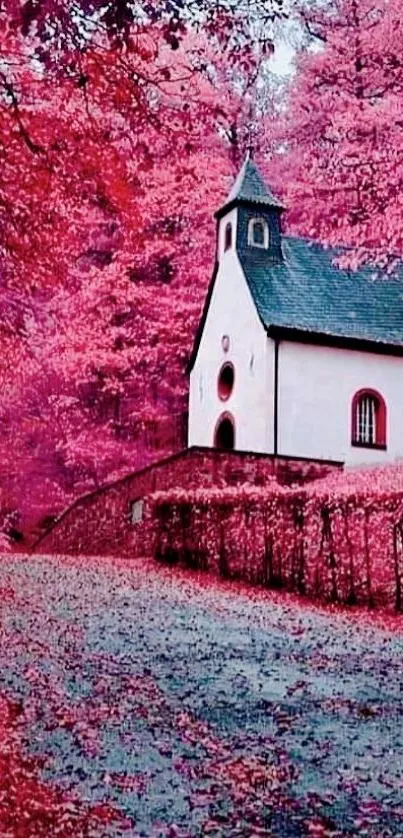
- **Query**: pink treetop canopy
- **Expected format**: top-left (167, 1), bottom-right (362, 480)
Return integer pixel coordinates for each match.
top-left (275, 0), bottom-right (403, 268)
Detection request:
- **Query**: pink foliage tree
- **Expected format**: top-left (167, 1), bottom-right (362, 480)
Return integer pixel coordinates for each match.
top-left (0, 8), bottom-right (279, 541)
top-left (276, 0), bottom-right (403, 268)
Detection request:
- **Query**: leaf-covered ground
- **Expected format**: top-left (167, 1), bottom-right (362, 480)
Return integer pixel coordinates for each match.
top-left (0, 554), bottom-right (403, 836)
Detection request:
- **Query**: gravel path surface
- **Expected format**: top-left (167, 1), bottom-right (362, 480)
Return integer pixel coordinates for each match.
top-left (0, 553), bottom-right (402, 836)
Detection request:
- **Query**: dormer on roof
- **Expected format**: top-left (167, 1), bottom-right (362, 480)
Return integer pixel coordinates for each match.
top-left (216, 153), bottom-right (285, 264)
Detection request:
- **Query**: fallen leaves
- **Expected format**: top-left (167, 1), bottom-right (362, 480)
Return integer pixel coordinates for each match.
top-left (0, 552), bottom-right (402, 835)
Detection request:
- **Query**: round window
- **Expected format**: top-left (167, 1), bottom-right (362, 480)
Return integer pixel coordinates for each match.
top-left (218, 363), bottom-right (235, 401)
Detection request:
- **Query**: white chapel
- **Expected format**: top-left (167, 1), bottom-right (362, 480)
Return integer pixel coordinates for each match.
top-left (188, 155), bottom-right (403, 466)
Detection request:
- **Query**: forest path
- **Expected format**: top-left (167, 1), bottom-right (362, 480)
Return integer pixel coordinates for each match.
top-left (0, 553), bottom-right (402, 836)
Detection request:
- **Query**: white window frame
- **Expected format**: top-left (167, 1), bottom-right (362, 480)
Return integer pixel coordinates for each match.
top-left (248, 217), bottom-right (269, 249)
top-left (356, 395), bottom-right (377, 445)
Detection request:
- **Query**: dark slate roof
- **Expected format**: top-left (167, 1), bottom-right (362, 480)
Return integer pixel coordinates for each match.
top-left (217, 155), bottom-right (284, 217)
top-left (238, 236), bottom-right (403, 347)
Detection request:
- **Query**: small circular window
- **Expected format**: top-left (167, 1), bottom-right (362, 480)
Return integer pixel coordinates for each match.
top-left (218, 363), bottom-right (235, 401)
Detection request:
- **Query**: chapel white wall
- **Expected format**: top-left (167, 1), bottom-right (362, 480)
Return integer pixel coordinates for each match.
top-left (188, 208), bottom-right (274, 452)
top-left (278, 340), bottom-right (403, 465)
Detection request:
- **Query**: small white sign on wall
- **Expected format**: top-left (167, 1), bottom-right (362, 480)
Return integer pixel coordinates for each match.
top-left (130, 499), bottom-right (144, 525)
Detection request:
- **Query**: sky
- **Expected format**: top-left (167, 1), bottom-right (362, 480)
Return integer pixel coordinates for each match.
top-left (270, 39), bottom-right (296, 75)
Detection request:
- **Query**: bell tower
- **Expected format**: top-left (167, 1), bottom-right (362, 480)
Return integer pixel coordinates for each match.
top-left (215, 153), bottom-right (285, 264)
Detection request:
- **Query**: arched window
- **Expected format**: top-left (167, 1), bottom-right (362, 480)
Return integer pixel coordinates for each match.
top-left (351, 389), bottom-right (387, 448)
top-left (224, 222), bottom-right (232, 252)
top-left (217, 362), bottom-right (235, 401)
top-left (214, 414), bottom-right (235, 450)
top-left (248, 217), bottom-right (269, 249)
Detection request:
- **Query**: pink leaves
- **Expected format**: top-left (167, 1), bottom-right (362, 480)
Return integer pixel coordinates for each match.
top-left (0, 552), bottom-right (402, 833)
top-left (277, 0), bottom-right (403, 267)
top-left (107, 771), bottom-right (150, 794)
top-left (152, 461), bottom-right (403, 612)
top-left (0, 586), bottom-right (15, 602)
top-left (0, 11), bottom-right (247, 545)
top-left (0, 693), bottom-right (131, 836)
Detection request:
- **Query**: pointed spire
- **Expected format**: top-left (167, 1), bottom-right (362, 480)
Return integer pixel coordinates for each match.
top-left (216, 154), bottom-right (284, 219)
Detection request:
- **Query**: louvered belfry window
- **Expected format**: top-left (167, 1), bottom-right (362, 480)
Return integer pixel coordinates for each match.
top-left (352, 389), bottom-right (386, 448)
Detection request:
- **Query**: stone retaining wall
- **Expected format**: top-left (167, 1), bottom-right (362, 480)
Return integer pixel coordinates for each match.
top-left (33, 447), bottom-right (341, 558)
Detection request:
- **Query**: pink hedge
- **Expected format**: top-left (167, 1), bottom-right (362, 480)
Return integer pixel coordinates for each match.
top-left (149, 467), bottom-right (403, 611)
